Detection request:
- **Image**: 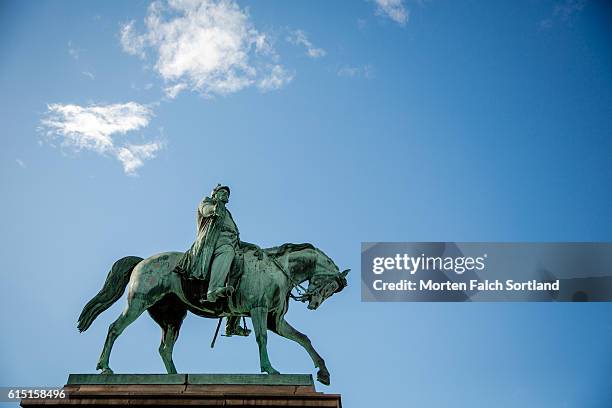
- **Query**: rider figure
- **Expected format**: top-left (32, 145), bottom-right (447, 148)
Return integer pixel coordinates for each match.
top-left (175, 184), bottom-right (251, 336)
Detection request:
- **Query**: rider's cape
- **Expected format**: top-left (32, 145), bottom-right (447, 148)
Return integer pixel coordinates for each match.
top-left (175, 197), bottom-right (239, 280)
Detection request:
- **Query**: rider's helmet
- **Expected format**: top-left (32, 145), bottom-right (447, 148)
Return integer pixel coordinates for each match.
top-left (211, 184), bottom-right (230, 197)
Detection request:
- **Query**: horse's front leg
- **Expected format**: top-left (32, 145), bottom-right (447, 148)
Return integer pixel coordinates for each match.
top-left (273, 317), bottom-right (330, 385)
top-left (250, 307), bottom-right (279, 375)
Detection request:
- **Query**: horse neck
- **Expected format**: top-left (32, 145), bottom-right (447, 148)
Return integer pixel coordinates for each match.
top-left (286, 249), bottom-right (317, 285)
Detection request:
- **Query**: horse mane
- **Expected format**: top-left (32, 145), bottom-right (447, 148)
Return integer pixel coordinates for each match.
top-left (264, 242), bottom-right (315, 257)
top-left (264, 242), bottom-right (339, 272)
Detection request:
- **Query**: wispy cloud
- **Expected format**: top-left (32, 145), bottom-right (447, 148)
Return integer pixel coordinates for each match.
top-left (116, 143), bottom-right (162, 175)
top-left (337, 64), bottom-right (375, 79)
top-left (373, 0), bottom-right (409, 26)
top-left (555, 0), bottom-right (587, 20)
top-left (39, 102), bottom-right (163, 175)
top-left (67, 40), bottom-right (80, 60)
top-left (119, 21), bottom-right (146, 58)
top-left (119, 0), bottom-right (292, 99)
top-left (540, 0), bottom-right (587, 28)
top-left (82, 71), bottom-right (95, 80)
top-left (258, 65), bottom-right (294, 91)
top-left (286, 29), bottom-right (326, 58)
top-left (16, 159), bottom-right (26, 168)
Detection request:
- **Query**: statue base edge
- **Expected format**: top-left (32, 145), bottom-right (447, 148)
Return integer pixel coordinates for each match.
top-left (20, 374), bottom-right (342, 407)
top-left (66, 373), bottom-right (314, 385)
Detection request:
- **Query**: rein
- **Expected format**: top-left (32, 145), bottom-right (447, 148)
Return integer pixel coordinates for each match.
top-left (270, 254), bottom-right (343, 303)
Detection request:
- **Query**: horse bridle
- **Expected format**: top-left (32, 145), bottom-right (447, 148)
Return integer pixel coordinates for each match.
top-left (270, 255), bottom-right (348, 303)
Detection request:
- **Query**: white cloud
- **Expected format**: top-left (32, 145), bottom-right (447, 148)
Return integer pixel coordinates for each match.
top-left (337, 64), bottom-right (374, 79)
top-left (164, 83), bottom-right (188, 99)
top-left (40, 102), bottom-right (162, 175)
top-left (373, 0), bottom-right (409, 26)
top-left (120, 0), bottom-right (292, 98)
top-left (16, 159), bottom-right (26, 168)
top-left (258, 65), bottom-right (294, 91)
top-left (82, 71), bottom-right (95, 80)
top-left (116, 142), bottom-right (164, 174)
top-left (120, 21), bottom-right (146, 58)
top-left (286, 29), bottom-right (326, 58)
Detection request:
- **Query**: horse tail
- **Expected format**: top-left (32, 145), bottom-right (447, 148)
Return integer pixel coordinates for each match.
top-left (77, 256), bottom-right (144, 332)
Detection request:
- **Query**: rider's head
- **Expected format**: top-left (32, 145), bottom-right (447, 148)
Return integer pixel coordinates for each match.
top-left (211, 184), bottom-right (230, 203)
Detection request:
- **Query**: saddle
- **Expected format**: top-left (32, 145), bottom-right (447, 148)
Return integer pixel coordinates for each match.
top-left (179, 247), bottom-right (255, 311)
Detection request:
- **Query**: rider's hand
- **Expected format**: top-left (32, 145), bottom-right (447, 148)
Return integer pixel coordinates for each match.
top-left (213, 202), bottom-right (224, 217)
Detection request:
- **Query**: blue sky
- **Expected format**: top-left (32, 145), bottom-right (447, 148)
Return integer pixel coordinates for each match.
top-left (1, 1), bottom-right (612, 407)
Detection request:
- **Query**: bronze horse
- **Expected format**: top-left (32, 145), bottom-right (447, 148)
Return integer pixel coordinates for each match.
top-left (77, 243), bottom-right (349, 385)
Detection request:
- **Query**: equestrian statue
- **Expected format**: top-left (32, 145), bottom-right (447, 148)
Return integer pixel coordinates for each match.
top-left (77, 184), bottom-right (349, 385)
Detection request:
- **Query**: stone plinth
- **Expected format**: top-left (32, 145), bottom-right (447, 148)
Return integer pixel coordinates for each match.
top-left (20, 374), bottom-right (342, 407)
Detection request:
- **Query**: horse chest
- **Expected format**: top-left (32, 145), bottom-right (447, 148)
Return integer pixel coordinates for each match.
top-left (233, 254), bottom-right (283, 309)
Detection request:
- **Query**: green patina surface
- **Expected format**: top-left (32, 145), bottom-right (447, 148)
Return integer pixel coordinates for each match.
top-left (77, 184), bottom-right (350, 386)
top-left (188, 374), bottom-right (313, 385)
top-left (67, 374), bottom-right (313, 386)
top-left (67, 374), bottom-right (186, 385)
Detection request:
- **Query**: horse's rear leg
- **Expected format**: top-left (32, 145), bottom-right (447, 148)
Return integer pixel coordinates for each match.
top-left (270, 316), bottom-right (329, 385)
top-left (96, 297), bottom-right (148, 374)
top-left (158, 326), bottom-right (179, 374)
top-left (148, 295), bottom-right (187, 374)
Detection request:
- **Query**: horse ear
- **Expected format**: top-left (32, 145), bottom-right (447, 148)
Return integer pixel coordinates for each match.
top-left (341, 269), bottom-right (350, 277)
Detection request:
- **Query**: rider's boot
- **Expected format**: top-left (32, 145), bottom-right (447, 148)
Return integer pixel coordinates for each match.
top-left (225, 316), bottom-right (251, 337)
top-left (203, 285), bottom-right (234, 303)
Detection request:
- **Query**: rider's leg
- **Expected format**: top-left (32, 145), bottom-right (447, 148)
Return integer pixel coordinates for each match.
top-left (206, 245), bottom-right (235, 302)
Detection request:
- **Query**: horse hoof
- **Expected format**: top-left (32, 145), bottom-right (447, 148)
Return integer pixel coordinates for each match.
top-left (262, 367), bottom-right (280, 375)
top-left (317, 369), bottom-right (330, 386)
top-left (100, 368), bottom-right (114, 375)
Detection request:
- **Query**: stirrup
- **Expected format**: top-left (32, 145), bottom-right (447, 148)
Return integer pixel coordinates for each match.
top-left (224, 317), bottom-right (251, 337)
top-left (225, 326), bottom-right (251, 337)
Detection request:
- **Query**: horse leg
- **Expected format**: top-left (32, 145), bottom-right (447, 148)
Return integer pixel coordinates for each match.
top-left (96, 297), bottom-right (148, 374)
top-left (158, 325), bottom-right (179, 374)
top-left (271, 316), bottom-right (330, 385)
top-left (148, 295), bottom-right (187, 374)
top-left (250, 307), bottom-right (279, 375)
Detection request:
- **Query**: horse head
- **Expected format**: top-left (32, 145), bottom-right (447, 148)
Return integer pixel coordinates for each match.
top-left (304, 249), bottom-right (350, 310)
top-left (271, 244), bottom-right (349, 310)
top-left (306, 268), bottom-right (349, 310)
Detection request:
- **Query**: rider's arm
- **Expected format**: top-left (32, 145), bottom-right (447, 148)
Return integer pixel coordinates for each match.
top-left (198, 199), bottom-right (217, 218)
